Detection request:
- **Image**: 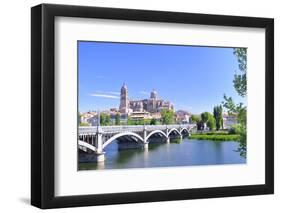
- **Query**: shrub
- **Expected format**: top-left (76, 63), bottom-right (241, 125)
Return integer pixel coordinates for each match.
top-left (206, 116), bottom-right (216, 130)
top-left (207, 132), bottom-right (228, 135)
top-left (228, 124), bottom-right (240, 134)
top-left (189, 134), bottom-right (240, 141)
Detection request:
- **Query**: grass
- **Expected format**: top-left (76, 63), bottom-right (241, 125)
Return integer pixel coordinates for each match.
top-left (189, 132), bottom-right (240, 141)
top-left (204, 131), bottom-right (229, 135)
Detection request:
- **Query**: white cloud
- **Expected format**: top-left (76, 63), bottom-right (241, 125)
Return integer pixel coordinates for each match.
top-left (89, 93), bottom-right (119, 99)
top-left (107, 91), bottom-right (120, 95)
top-left (94, 90), bottom-right (119, 95)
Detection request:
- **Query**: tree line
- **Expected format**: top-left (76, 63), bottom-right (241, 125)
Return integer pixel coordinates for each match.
top-left (190, 105), bottom-right (223, 131)
top-left (97, 109), bottom-right (176, 126)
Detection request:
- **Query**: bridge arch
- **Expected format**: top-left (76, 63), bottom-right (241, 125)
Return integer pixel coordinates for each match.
top-left (146, 130), bottom-right (167, 141)
top-left (78, 140), bottom-right (97, 152)
top-left (102, 132), bottom-right (144, 149)
top-left (180, 127), bottom-right (190, 134)
top-left (167, 128), bottom-right (182, 137)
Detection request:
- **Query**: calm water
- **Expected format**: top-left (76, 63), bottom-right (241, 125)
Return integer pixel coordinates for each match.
top-left (79, 138), bottom-right (246, 170)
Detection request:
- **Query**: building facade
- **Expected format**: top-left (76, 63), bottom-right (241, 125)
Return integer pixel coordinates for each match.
top-left (223, 113), bottom-right (238, 129)
top-left (119, 84), bottom-right (173, 114)
top-left (175, 110), bottom-right (191, 124)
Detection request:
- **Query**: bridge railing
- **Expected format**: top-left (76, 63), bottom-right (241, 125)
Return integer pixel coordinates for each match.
top-left (79, 124), bottom-right (196, 135)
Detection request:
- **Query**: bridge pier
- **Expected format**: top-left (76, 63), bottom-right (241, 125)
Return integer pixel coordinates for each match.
top-left (166, 137), bottom-right (170, 143)
top-left (95, 126), bottom-right (105, 162)
top-left (143, 143), bottom-right (149, 149)
top-left (143, 125), bottom-right (149, 149)
top-left (143, 125), bottom-right (147, 143)
top-left (95, 152), bottom-right (105, 162)
top-left (165, 126), bottom-right (170, 143)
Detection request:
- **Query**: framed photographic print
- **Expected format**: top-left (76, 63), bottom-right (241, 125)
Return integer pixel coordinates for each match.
top-left (31, 3), bottom-right (274, 209)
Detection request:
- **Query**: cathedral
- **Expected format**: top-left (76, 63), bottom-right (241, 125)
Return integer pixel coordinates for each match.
top-left (119, 83), bottom-right (173, 114)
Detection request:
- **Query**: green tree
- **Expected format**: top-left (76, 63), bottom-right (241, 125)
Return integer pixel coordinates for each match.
top-left (115, 113), bottom-right (121, 125)
top-left (222, 95), bottom-right (246, 125)
top-left (191, 114), bottom-right (201, 123)
top-left (220, 47), bottom-right (247, 157)
top-left (206, 116), bottom-right (216, 131)
top-left (200, 112), bottom-right (213, 130)
top-left (213, 105), bottom-right (223, 131)
top-left (160, 109), bottom-right (175, 124)
top-left (150, 118), bottom-right (157, 125)
top-left (80, 122), bottom-right (90, 126)
top-left (127, 118), bottom-right (152, 125)
top-left (191, 114), bottom-right (205, 130)
top-left (201, 112), bottom-right (212, 123)
top-left (222, 95), bottom-right (247, 157)
top-left (127, 118), bottom-right (135, 125)
top-left (100, 113), bottom-right (111, 126)
top-left (233, 48), bottom-right (247, 97)
top-left (138, 119), bottom-right (145, 125)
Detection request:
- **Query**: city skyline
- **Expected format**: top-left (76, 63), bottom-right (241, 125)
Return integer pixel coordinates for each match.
top-left (78, 41), bottom-right (245, 114)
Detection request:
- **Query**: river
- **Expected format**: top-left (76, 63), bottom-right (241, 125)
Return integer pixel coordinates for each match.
top-left (79, 138), bottom-right (246, 170)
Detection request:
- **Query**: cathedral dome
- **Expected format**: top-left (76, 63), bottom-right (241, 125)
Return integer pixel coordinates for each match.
top-left (150, 89), bottom-right (157, 99)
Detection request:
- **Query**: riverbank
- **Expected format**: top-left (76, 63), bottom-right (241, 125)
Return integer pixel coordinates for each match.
top-left (189, 131), bottom-right (240, 141)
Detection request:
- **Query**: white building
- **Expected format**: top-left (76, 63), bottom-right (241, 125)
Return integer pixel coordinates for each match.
top-left (223, 113), bottom-right (238, 129)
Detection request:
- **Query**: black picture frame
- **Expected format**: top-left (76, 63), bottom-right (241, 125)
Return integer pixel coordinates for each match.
top-left (31, 3), bottom-right (274, 209)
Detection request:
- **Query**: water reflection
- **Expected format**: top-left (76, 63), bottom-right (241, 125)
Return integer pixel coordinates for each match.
top-left (96, 161), bottom-right (105, 170)
top-left (79, 138), bottom-right (246, 170)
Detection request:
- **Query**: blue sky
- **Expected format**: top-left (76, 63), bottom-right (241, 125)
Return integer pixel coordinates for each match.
top-left (78, 41), bottom-right (245, 114)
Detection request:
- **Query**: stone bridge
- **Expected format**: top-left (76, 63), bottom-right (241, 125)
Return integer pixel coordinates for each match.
top-left (78, 124), bottom-right (196, 162)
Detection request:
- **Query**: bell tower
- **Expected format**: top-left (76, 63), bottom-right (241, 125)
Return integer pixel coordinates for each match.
top-left (119, 83), bottom-right (129, 113)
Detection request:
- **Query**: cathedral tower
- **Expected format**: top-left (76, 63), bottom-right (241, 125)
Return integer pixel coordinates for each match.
top-left (119, 83), bottom-right (129, 113)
